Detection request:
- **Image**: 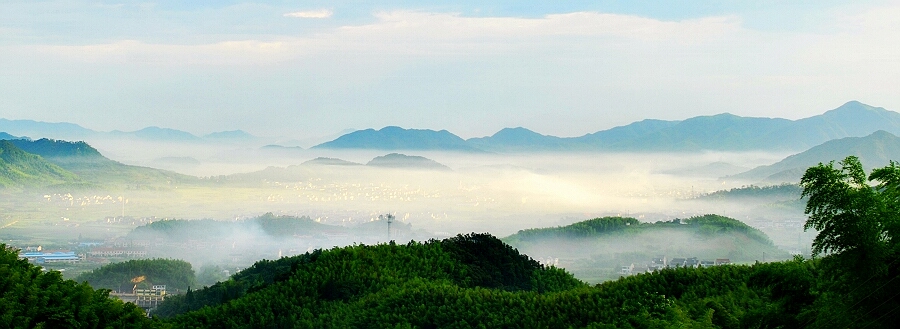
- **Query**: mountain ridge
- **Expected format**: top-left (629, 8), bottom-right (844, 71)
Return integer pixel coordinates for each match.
top-left (313, 101), bottom-right (900, 152)
top-left (731, 130), bottom-right (900, 183)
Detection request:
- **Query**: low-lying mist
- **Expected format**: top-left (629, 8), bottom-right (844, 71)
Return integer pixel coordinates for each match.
top-left (2, 139), bottom-right (810, 282)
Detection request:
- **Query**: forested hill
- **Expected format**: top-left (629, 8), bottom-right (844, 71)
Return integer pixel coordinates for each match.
top-left (505, 215), bottom-right (773, 246)
top-left (8, 138), bottom-right (104, 159)
top-left (127, 213), bottom-right (344, 242)
top-left (6, 137), bottom-right (196, 187)
top-left (0, 140), bottom-right (79, 188)
top-left (503, 215), bottom-right (788, 282)
top-left (150, 233), bottom-right (826, 328)
top-left (153, 234), bottom-right (583, 323)
top-left (0, 244), bottom-right (152, 327)
top-left (75, 259), bottom-right (196, 292)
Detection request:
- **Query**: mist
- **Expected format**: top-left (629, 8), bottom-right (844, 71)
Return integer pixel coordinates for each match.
top-left (1, 138), bottom-right (810, 283)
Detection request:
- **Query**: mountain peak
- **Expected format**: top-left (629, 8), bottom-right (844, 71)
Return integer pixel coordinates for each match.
top-left (827, 100), bottom-right (884, 115)
top-left (313, 126), bottom-right (477, 151)
top-left (204, 130), bottom-right (256, 140)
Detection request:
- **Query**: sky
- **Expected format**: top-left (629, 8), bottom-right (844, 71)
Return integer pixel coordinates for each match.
top-left (1, 1), bottom-right (899, 140)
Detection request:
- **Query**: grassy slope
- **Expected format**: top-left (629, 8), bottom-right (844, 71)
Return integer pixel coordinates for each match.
top-left (0, 140), bottom-right (79, 188)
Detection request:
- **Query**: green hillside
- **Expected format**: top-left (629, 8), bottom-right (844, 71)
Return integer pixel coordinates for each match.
top-left (153, 234), bottom-right (582, 320)
top-left (366, 153), bottom-right (452, 171)
top-left (0, 244), bottom-right (152, 328)
top-left (75, 259), bottom-right (196, 293)
top-left (127, 213), bottom-right (344, 242)
top-left (9, 138), bottom-right (196, 188)
top-left (148, 233), bottom-right (829, 328)
top-left (0, 140), bottom-right (79, 188)
top-left (505, 215), bottom-right (789, 282)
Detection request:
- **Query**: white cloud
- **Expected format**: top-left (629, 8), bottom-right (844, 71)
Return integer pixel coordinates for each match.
top-left (4, 6), bottom-right (900, 138)
top-left (18, 11), bottom-right (744, 64)
top-left (283, 9), bottom-right (333, 19)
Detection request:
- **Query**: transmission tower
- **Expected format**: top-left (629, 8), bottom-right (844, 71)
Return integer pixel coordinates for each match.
top-left (380, 214), bottom-right (395, 241)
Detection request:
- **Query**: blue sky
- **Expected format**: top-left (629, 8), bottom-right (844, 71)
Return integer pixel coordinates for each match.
top-left (1, 1), bottom-right (899, 139)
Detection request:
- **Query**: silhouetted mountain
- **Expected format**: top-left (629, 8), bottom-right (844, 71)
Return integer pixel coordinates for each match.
top-left (203, 130), bottom-right (259, 143)
top-left (599, 114), bottom-right (794, 151)
top-left (0, 119), bottom-right (97, 140)
top-left (313, 126), bottom-right (480, 152)
top-left (301, 157), bottom-right (362, 166)
top-left (467, 127), bottom-right (567, 151)
top-left (366, 153), bottom-right (451, 171)
top-left (258, 145), bottom-right (305, 155)
top-left (0, 140), bottom-right (79, 188)
top-left (732, 130), bottom-right (900, 183)
top-left (110, 126), bottom-right (203, 142)
top-left (316, 101), bottom-right (900, 152)
top-left (760, 101), bottom-right (900, 150)
top-left (204, 130), bottom-right (254, 139)
top-left (0, 132), bottom-right (22, 140)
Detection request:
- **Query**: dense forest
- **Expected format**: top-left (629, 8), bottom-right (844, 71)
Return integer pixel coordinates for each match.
top-left (697, 183), bottom-right (802, 201)
top-left (75, 259), bottom-right (196, 293)
top-left (505, 214), bottom-right (773, 246)
top-left (503, 214), bottom-right (789, 282)
top-left (0, 140), bottom-right (79, 188)
top-left (0, 244), bottom-right (152, 328)
top-left (127, 213), bottom-right (340, 242)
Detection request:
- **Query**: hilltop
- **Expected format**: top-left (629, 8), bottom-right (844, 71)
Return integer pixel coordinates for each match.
top-left (301, 157), bottom-right (362, 166)
top-left (0, 140), bottom-right (80, 188)
top-left (9, 138), bottom-right (196, 187)
top-left (313, 126), bottom-right (481, 152)
top-left (75, 259), bottom-right (196, 293)
top-left (365, 153), bottom-right (451, 171)
top-left (504, 215), bottom-right (790, 282)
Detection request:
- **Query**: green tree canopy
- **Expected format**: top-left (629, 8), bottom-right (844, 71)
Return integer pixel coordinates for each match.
top-left (800, 156), bottom-right (900, 328)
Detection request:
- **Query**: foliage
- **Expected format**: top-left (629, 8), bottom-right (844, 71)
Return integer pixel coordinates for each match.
top-left (0, 140), bottom-right (79, 188)
top-left (75, 259), bottom-right (196, 293)
top-left (506, 215), bottom-right (773, 247)
top-left (507, 216), bottom-right (640, 242)
top-left (0, 244), bottom-right (151, 328)
top-left (9, 138), bottom-right (104, 158)
top-left (799, 156), bottom-right (900, 328)
top-left (195, 265), bottom-right (229, 287)
top-left (128, 214), bottom-right (335, 242)
top-left (148, 231), bottom-right (839, 328)
top-left (699, 183), bottom-right (801, 201)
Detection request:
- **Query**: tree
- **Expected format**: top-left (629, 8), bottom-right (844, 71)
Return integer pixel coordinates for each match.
top-left (800, 156), bottom-right (900, 328)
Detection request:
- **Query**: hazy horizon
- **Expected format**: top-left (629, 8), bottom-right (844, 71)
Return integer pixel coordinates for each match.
top-left (2, 1), bottom-right (899, 141)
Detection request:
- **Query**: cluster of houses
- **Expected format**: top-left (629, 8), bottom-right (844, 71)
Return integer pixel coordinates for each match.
top-left (17, 239), bottom-right (151, 267)
top-left (19, 251), bottom-right (81, 264)
top-left (620, 256), bottom-right (731, 275)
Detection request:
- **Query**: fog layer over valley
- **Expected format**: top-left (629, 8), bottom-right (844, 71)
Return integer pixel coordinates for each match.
top-left (0, 136), bottom-right (812, 283)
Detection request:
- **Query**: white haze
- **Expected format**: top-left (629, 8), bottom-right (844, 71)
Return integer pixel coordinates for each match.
top-left (86, 140), bottom-right (799, 237)
top-left (7, 139), bottom-right (812, 282)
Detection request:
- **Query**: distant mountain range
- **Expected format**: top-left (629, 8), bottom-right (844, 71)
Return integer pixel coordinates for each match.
top-left (312, 101), bottom-right (900, 153)
top-left (731, 130), bottom-right (900, 183)
top-left (0, 119), bottom-right (260, 144)
top-left (3, 101), bottom-right (898, 153)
